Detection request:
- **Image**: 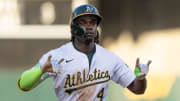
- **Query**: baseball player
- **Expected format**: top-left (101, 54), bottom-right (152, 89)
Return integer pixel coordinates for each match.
top-left (17, 4), bottom-right (152, 101)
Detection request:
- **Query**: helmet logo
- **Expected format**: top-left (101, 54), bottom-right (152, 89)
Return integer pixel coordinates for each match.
top-left (86, 6), bottom-right (93, 12)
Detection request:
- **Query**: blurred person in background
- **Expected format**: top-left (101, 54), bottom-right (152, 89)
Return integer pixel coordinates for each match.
top-left (17, 4), bottom-right (151, 101)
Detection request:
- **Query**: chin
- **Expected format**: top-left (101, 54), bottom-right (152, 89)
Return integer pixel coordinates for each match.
top-left (85, 39), bottom-right (93, 45)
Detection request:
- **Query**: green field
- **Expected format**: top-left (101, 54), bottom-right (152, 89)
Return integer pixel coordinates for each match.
top-left (1, 71), bottom-right (180, 101)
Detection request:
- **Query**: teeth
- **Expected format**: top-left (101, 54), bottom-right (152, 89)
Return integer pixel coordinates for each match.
top-left (86, 33), bottom-right (94, 35)
top-left (86, 32), bottom-right (94, 34)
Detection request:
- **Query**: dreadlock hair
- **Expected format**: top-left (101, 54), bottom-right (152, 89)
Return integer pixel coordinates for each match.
top-left (94, 30), bottom-right (99, 43)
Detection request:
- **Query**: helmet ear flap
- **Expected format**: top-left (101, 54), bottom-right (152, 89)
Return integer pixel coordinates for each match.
top-left (71, 23), bottom-right (86, 37)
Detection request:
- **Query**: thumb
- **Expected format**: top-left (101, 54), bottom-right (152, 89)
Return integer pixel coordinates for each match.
top-left (137, 72), bottom-right (146, 80)
top-left (47, 55), bottom-right (52, 62)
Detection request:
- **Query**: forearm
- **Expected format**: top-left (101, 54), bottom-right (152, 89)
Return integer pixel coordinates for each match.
top-left (17, 64), bottom-right (44, 91)
top-left (127, 78), bottom-right (147, 94)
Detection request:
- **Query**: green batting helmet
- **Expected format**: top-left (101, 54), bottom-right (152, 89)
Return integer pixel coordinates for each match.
top-left (71, 4), bottom-right (102, 25)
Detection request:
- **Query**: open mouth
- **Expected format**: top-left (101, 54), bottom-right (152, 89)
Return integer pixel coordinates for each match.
top-left (85, 32), bottom-right (96, 38)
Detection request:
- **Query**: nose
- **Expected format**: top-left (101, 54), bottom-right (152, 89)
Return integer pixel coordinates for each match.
top-left (85, 22), bottom-right (92, 27)
top-left (85, 27), bottom-right (93, 32)
top-left (86, 26), bottom-right (93, 30)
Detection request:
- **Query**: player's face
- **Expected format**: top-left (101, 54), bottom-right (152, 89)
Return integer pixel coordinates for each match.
top-left (76, 15), bottom-right (98, 40)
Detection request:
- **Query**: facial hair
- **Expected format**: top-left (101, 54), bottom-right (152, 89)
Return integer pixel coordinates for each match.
top-left (76, 29), bottom-right (97, 45)
top-left (76, 35), bottom-right (93, 45)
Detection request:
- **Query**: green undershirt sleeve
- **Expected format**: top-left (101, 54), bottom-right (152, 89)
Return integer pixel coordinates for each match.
top-left (17, 64), bottom-right (48, 92)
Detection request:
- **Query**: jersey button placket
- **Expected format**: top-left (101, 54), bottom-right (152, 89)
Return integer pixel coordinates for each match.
top-left (83, 54), bottom-right (90, 75)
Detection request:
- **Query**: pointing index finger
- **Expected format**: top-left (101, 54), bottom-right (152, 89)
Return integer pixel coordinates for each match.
top-left (136, 58), bottom-right (140, 69)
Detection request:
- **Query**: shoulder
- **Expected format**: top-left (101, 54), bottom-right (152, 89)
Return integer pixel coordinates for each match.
top-left (96, 44), bottom-right (118, 57)
top-left (95, 44), bottom-right (124, 62)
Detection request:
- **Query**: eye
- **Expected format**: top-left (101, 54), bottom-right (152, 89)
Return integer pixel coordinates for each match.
top-left (78, 20), bottom-right (85, 26)
top-left (90, 20), bottom-right (97, 25)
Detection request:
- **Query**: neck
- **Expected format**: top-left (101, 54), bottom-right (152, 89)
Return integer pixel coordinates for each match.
top-left (73, 38), bottom-right (95, 53)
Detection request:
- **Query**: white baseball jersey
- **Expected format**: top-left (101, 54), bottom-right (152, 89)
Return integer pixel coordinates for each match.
top-left (38, 42), bottom-right (136, 101)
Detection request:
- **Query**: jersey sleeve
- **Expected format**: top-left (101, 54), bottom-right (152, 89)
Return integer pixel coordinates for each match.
top-left (111, 57), bottom-right (136, 88)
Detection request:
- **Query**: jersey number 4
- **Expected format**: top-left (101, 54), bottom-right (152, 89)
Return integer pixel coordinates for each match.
top-left (97, 88), bottom-right (104, 101)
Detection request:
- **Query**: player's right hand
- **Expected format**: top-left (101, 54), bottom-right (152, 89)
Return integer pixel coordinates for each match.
top-left (42, 55), bottom-right (64, 74)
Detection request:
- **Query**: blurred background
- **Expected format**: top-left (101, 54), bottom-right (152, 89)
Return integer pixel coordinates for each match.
top-left (0, 0), bottom-right (180, 101)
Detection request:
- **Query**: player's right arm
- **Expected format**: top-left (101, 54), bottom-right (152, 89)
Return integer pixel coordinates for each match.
top-left (17, 55), bottom-right (59, 92)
